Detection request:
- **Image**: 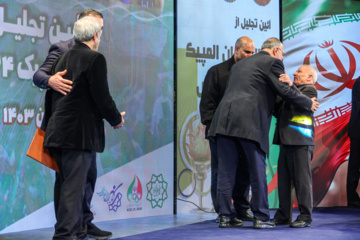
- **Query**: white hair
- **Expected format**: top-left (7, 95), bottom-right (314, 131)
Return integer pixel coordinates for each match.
top-left (73, 16), bottom-right (101, 42)
top-left (304, 65), bottom-right (318, 83)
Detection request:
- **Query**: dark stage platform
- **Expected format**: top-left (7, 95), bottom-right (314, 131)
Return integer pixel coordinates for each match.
top-left (1, 207), bottom-right (359, 240)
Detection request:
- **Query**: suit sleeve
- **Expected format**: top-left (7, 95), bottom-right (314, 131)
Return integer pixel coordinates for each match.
top-left (349, 78), bottom-right (360, 132)
top-left (301, 85), bottom-right (318, 99)
top-left (354, 79), bottom-right (360, 116)
top-left (273, 95), bottom-right (284, 118)
top-left (199, 67), bottom-right (219, 126)
top-left (267, 60), bottom-right (313, 111)
top-left (33, 44), bottom-right (62, 89)
top-left (88, 54), bottom-right (122, 127)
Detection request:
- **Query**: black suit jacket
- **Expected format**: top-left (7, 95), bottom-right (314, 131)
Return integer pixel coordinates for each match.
top-left (348, 76), bottom-right (360, 139)
top-left (44, 42), bottom-right (122, 152)
top-left (208, 51), bottom-right (313, 155)
top-left (33, 38), bottom-right (75, 89)
top-left (33, 38), bottom-right (75, 130)
top-left (273, 84), bottom-right (318, 146)
top-left (200, 56), bottom-right (236, 138)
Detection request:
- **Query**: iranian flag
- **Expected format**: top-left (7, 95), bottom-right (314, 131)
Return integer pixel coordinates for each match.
top-left (282, 0), bottom-right (360, 206)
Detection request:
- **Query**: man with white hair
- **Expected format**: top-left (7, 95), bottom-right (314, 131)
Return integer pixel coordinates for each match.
top-left (271, 65), bottom-right (318, 228)
top-left (33, 9), bottom-right (113, 240)
top-left (43, 16), bottom-right (125, 240)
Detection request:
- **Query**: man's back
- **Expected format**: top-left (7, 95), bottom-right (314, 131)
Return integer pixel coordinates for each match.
top-left (44, 42), bottom-right (121, 152)
top-left (200, 56), bottom-right (236, 135)
top-left (33, 38), bottom-right (75, 89)
top-left (209, 51), bottom-right (311, 155)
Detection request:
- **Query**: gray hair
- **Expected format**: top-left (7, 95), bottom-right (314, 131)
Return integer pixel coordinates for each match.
top-left (261, 37), bottom-right (283, 50)
top-left (304, 65), bottom-right (318, 83)
top-left (73, 16), bottom-right (101, 42)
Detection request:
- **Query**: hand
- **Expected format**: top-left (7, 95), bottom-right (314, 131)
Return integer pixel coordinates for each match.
top-left (113, 112), bottom-right (126, 129)
top-left (311, 97), bottom-right (319, 112)
top-left (48, 70), bottom-right (73, 95)
top-left (279, 71), bottom-right (292, 86)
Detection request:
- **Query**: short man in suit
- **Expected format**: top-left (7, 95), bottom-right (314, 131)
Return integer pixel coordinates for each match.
top-left (271, 65), bottom-right (318, 228)
top-left (208, 38), bottom-right (319, 229)
top-left (33, 9), bottom-right (112, 239)
top-left (200, 36), bottom-right (255, 227)
top-left (347, 76), bottom-right (360, 208)
top-left (43, 16), bottom-right (125, 239)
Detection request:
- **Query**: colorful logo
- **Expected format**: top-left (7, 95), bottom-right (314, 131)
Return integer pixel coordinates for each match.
top-left (127, 175), bottom-right (143, 204)
top-left (146, 174), bottom-right (168, 208)
top-left (97, 183), bottom-right (123, 212)
top-left (178, 111), bottom-right (211, 210)
top-left (304, 40), bottom-right (360, 98)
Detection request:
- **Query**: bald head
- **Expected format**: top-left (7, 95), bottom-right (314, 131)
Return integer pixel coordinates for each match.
top-left (293, 65), bottom-right (318, 86)
top-left (234, 36), bottom-right (255, 62)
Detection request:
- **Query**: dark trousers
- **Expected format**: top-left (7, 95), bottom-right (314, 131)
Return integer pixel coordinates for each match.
top-left (52, 148), bottom-right (94, 240)
top-left (209, 140), bottom-right (250, 214)
top-left (217, 135), bottom-right (269, 221)
top-left (347, 138), bottom-right (360, 204)
top-left (54, 152), bottom-right (97, 226)
top-left (274, 145), bottom-right (313, 222)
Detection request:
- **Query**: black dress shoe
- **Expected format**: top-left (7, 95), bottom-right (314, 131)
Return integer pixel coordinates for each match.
top-left (348, 201), bottom-right (360, 208)
top-left (237, 209), bottom-right (254, 221)
top-left (218, 216), bottom-right (243, 228)
top-left (290, 220), bottom-right (311, 228)
top-left (216, 215), bottom-right (220, 223)
top-left (253, 220), bottom-right (276, 229)
top-left (270, 218), bottom-right (290, 225)
top-left (87, 223), bottom-right (113, 240)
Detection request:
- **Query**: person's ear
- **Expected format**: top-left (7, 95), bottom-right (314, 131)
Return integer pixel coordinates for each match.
top-left (308, 74), bottom-right (313, 83)
top-left (272, 47), bottom-right (277, 57)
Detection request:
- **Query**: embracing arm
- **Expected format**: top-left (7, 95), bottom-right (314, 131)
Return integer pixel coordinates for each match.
top-left (268, 60), bottom-right (318, 112)
top-left (33, 43), bottom-right (73, 94)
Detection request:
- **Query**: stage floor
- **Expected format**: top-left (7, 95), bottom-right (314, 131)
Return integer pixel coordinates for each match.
top-left (0, 212), bottom-right (216, 240)
top-left (1, 207), bottom-right (359, 240)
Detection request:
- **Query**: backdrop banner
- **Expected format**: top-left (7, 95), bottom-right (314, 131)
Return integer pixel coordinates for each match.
top-left (0, 0), bottom-right (174, 233)
top-left (176, 0), bottom-right (280, 213)
top-left (282, 0), bottom-right (360, 207)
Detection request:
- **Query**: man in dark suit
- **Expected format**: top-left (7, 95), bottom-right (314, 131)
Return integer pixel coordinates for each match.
top-left (347, 76), bottom-right (360, 208)
top-left (208, 38), bottom-right (319, 229)
top-left (33, 9), bottom-right (112, 239)
top-left (200, 36), bottom-right (255, 227)
top-left (271, 65), bottom-right (318, 228)
top-left (43, 16), bottom-right (125, 240)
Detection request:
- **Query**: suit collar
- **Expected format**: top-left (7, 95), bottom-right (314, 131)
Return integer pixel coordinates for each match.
top-left (73, 40), bottom-right (92, 50)
top-left (296, 84), bottom-right (313, 88)
top-left (259, 51), bottom-right (270, 56)
top-left (230, 55), bottom-right (236, 65)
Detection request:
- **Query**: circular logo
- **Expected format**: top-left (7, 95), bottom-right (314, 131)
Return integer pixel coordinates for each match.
top-left (255, 0), bottom-right (271, 6)
top-left (179, 111), bottom-right (210, 170)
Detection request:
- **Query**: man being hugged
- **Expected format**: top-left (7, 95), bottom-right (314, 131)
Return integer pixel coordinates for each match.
top-left (44, 16), bottom-right (125, 240)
